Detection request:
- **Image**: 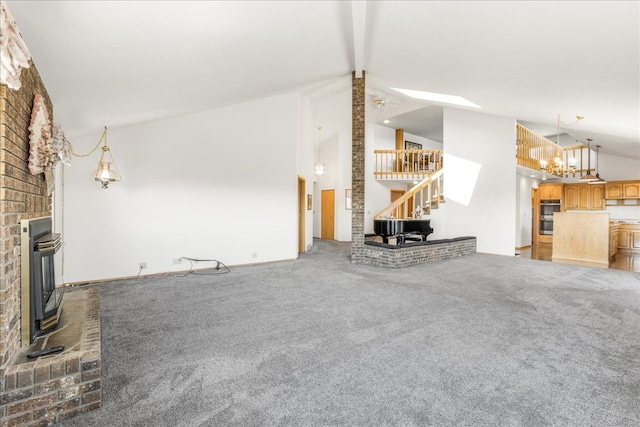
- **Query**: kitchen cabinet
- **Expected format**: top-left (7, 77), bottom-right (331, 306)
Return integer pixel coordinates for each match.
top-left (564, 185), bottom-right (578, 210)
top-left (617, 223), bottom-right (640, 253)
top-left (609, 224), bottom-right (618, 261)
top-left (605, 181), bottom-right (640, 199)
top-left (563, 183), bottom-right (605, 210)
top-left (591, 185), bottom-right (605, 209)
top-left (539, 183), bottom-right (563, 200)
top-left (552, 212), bottom-right (610, 266)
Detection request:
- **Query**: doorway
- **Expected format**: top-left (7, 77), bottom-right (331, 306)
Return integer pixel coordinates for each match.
top-left (391, 189), bottom-right (406, 219)
top-left (321, 189), bottom-right (335, 240)
top-left (298, 176), bottom-right (306, 254)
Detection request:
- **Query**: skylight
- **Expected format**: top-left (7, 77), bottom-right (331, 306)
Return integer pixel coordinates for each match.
top-left (390, 88), bottom-right (481, 109)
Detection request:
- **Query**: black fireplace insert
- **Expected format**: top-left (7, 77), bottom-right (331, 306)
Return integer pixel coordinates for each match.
top-left (20, 217), bottom-right (64, 346)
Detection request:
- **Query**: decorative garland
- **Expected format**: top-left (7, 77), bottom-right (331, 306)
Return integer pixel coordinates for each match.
top-left (27, 94), bottom-right (58, 175)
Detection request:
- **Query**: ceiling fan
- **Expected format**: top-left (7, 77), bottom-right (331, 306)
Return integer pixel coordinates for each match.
top-left (366, 89), bottom-right (402, 111)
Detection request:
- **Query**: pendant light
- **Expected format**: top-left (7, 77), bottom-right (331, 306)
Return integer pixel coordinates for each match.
top-left (589, 144), bottom-right (607, 184)
top-left (579, 139), bottom-right (598, 182)
top-left (93, 127), bottom-right (121, 189)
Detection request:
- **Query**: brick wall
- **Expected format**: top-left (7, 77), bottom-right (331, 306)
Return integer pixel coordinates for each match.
top-left (362, 237), bottom-right (477, 268)
top-left (351, 71), bottom-right (366, 263)
top-left (0, 63), bottom-right (102, 425)
top-left (0, 63), bottom-right (53, 377)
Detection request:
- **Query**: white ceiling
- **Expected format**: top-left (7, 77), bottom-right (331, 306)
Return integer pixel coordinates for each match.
top-left (6, 1), bottom-right (640, 159)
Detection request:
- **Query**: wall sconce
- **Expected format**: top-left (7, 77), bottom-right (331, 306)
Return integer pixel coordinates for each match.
top-left (92, 127), bottom-right (120, 189)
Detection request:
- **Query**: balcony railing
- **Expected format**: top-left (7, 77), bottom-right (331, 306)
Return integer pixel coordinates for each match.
top-left (373, 149), bottom-right (443, 180)
top-left (516, 124), bottom-right (589, 177)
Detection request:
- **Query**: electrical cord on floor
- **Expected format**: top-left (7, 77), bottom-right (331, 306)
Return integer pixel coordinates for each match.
top-left (176, 257), bottom-right (230, 277)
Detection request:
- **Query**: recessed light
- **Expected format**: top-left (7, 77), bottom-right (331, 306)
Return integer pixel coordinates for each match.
top-left (383, 119), bottom-right (390, 124)
top-left (391, 87), bottom-right (481, 108)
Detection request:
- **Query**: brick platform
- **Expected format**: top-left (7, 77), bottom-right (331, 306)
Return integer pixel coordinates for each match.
top-left (362, 236), bottom-right (477, 268)
top-left (0, 288), bottom-right (101, 426)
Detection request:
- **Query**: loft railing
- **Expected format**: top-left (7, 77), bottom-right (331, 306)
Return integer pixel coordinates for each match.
top-left (374, 168), bottom-right (445, 219)
top-left (374, 149), bottom-right (443, 180)
top-left (516, 124), bottom-right (590, 178)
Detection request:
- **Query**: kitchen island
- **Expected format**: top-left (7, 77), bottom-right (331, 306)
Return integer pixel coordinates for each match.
top-left (552, 212), bottom-right (613, 267)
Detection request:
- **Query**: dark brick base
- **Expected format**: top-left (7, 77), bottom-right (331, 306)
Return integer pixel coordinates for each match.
top-left (362, 237), bottom-right (477, 268)
top-left (0, 288), bottom-right (101, 426)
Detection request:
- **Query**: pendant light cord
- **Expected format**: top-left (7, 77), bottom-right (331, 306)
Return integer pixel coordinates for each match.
top-left (66, 126), bottom-right (108, 158)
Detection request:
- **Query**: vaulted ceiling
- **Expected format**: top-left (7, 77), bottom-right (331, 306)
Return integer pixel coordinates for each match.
top-left (6, 1), bottom-right (639, 159)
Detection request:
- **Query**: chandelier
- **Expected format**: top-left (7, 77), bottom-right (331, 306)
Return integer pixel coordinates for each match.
top-left (540, 155), bottom-right (576, 176)
top-left (540, 114), bottom-right (582, 176)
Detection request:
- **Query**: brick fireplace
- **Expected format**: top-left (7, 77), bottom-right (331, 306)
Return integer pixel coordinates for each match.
top-left (1, 64), bottom-right (102, 425)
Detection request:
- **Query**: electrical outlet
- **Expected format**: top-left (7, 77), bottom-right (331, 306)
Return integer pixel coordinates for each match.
top-left (172, 258), bottom-right (182, 265)
top-left (139, 262), bottom-right (147, 269)
top-left (252, 252), bottom-right (258, 259)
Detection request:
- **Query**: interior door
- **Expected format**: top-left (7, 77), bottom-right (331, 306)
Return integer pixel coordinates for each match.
top-left (391, 189), bottom-right (406, 219)
top-left (298, 176), bottom-right (305, 253)
top-left (321, 189), bottom-right (335, 240)
top-left (532, 187), bottom-right (539, 245)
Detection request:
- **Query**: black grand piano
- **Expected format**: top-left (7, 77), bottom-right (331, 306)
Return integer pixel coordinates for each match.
top-left (373, 218), bottom-right (434, 244)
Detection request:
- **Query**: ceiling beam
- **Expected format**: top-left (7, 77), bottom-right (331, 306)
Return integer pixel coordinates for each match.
top-left (351, 1), bottom-right (366, 78)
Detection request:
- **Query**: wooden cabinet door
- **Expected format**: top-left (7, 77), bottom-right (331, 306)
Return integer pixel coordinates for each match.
top-left (623, 183), bottom-right (640, 198)
top-left (589, 185), bottom-right (605, 210)
top-left (564, 185), bottom-right (579, 210)
top-left (632, 231), bottom-right (640, 250)
top-left (539, 185), bottom-right (551, 200)
top-left (618, 230), bottom-right (631, 249)
top-left (540, 184), bottom-right (562, 200)
top-left (577, 185), bottom-right (590, 210)
top-left (605, 183), bottom-right (623, 199)
top-left (550, 184), bottom-right (563, 199)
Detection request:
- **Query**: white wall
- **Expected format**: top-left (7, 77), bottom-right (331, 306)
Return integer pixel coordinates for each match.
top-left (297, 95), bottom-right (317, 250)
top-left (311, 87), bottom-right (352, 241)
top-left (61, 93), bottom-right (305, 283)
top-left (516, 174), bottom-right (537, 248)
top-left (365, 124), bottom-right (395, 234)
top-left (563, 151), bottom-right (640, 183)
top-left (441, 109), bottom-right (517, 256)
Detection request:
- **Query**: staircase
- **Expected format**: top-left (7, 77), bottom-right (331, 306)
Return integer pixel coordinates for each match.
top-left (374, 168), bottom-right (445, 219)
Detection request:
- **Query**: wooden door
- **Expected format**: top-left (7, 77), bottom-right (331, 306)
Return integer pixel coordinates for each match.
top-left (550, 184), bottom-right (563, 199)
top-left (577, 185), bottom-right (590, 210)
top-left (321, 189), bottom-right (335, 240)
top-left (618, 230), bottom-right (631, 249)
top-left (391, 189), bottom-right (406, 219)
top-left (532, 188), bottom-right (539, 245)
top-left (539, 185), bottom-right (551, 200)
top-left (564, 185), bottom-right (578, 210)
top-left (407, 195), bottom-right (414, 218)
top-left (624, 183), bottom-right (640, 198)
top-left (632, 231), bottom-right (640, 250)
top-left (298, 177), bottom-right (305, 253)
top-left (590, 185), bottom-right (605, 210)
top-left (605, 183), bottom-right (623, 199)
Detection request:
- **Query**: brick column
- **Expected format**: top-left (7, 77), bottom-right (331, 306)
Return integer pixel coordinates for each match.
top-left (351, 71), bottom-right (366, 263)
top-left (0, 64), bottom-right (52, 376)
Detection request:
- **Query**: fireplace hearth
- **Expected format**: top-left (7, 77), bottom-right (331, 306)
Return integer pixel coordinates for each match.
top-left (20, 216), bottom-right (64, 346)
